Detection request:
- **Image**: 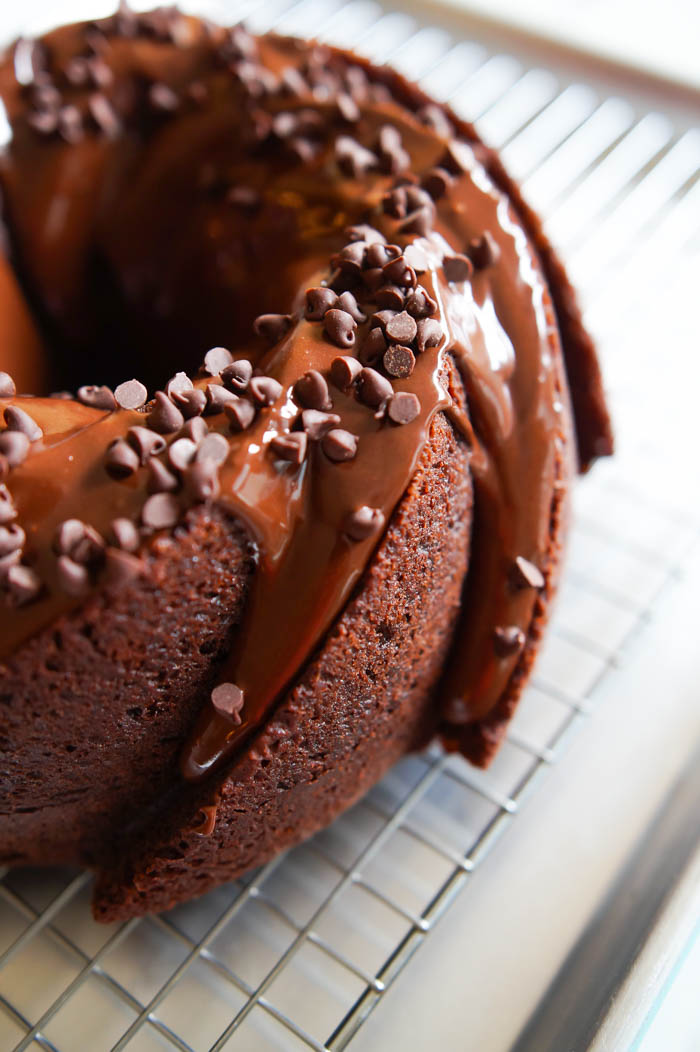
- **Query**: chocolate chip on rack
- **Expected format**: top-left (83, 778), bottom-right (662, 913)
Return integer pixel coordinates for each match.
top-left (493, 626), bottom-right (526, 656)
top-left (511, 556), bottom-right (545, 590)
top-left (383, 344), bottom-right (415, 379)
top-left (77, 385), bottom-right (117, 410)
top-left (343, 506), bottom-right (385, 541)
top-left (114, 378), bottom-right (147, 410)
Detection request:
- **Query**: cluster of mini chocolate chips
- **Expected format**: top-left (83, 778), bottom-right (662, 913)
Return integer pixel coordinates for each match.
top-left (0, 373), bottom-right (46, 605)
top-left (492, 557), bottom-right (545, 658)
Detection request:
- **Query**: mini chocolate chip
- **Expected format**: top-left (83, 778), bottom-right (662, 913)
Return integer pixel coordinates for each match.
top-left (77, 384), bottom-right (116, 410)
top-left (0, 431), bottom-right (30, 468)
top-left (110, 517), bottom-right (140, 552)
top-left (369, 309), bottom-right (397, 333)
top-left (383, 186), bottom-right (408, 219)
top-left (56, 555), bottom-right (90, 597)
top-left (53, 519), bottom-right (86, 556)
top-left (6, 564), bottom-right (42, 604)
top-left (270, 431), bottom-right (307, 465)
top-left (388, 392), bottom-right (421, 425)
top-left (362, 267), bottom-right (384, 295)
top-left (104, 547), bottom-right (145, 588)
top-left (185, 460), bottom-right (221, 502)
top-left (165, 371), bottom-right (193, 399)
top-left (359, 327), bottom-right (387, 366)
top-left (344, 505), bottom-right (385, 541)
top-left (301, 409), bottom-right (341, 441)
top-left (0, 373), bottom-right (17, 398)
top-left (0, 549), bottom-right (20, 577)
top-left (324, 308), bottom-right (357, 349)
top-left (115, 379), bottom-right (148, 410)
top-left (88, 92), bottom-right (121, 138)
top-left (127, 426), bottom-right (167, 464)
top-left (149, 82), bottom-right (179, 112)
top-left (345, 223), bottom-right (385, 245)
top-left (383, 344), bottom-right (415, 379)
top-left (493, 626), bottom-right (526, 657)
top-left (70, 525), bottom-right (105, 566)
top-left (337, 92), bottom-right (360, 123)
top-left (330, 356), bottom-right (362, 390)
top-left (511, 556), bottom-right (545, 590)
top-left (421, 166), bottom-right (453, 200)
top-left (211, 682), bottom-right (245, 721)
top-left (181, 417), bottom-right (209, 443)
top-left (221, 360), bottom-right (253, 392)
top-left (4, 405), bottom-right (42, 442)
top-left (443, 253), bottom-right (474, 283)
top-left (0, 485), bottom-right (17, 524)
top-left (105, 438), bottom-right (140, 478)
top-left (332, 241), bottom-right (366, 273)
top-left (406, 185), bottom-right (434, 211)
top-left (418, 104), bottom-right (453, 138)
top-left (147, 391), bottom-right (185, 435)
top-left (382, 256), bottom-right (416, 289)
top-left (196, 432), bottom-right (229, 465)
top-left (336, 291), bottom-right (367, 324)
top-left (321, 428), bottom-right (358, 462)
top-left (357, 368), bottom-right (393, 408)
top-left (385, 311), bottom-right (418, 344)
top-left (65, 55), bottom-right (89, 85)
top-left (374, 285), bottom-right (405, 311)
top-left (399, 207), bottom-right (434, 237)
top-left (367, 242), bottom-right (400, 268)
top-left (205, 384), bottom-right (239, 415)
top-left (174, 388), bottom-right (207, 418)
top-left (147, 458), bottom-right (179, 494)
top-left (224, 398), bottom-right (256, 433)
top-left (469, 232), bottom-right (501, 268)
top-left (28, 109), bottom-right (58, 135)
top-left (58, 105), bottom-right (84, 144)
top-left (294, 370), bottom-right (332, 411)
top-left (305, 287), bottom-right (338, 321)
top-left (203, 346), bottom-right (233, 376)
top-left (249, 376), bottom-right (283, 407)
top-left (335, 135), bottom-right (377, 178)
top-left (0, 523), bottom-right (25, 557)
top-left (415, 317), bottom-right (443, 353)
top-left (253, 313), bottom-right (293, 346)
top-left (141, 492), bottom-right (179, 530)
top-left (405, 287), bottom-right (438, 318)
top-left (168, 437), bottom-right (197, 472)
top-left (377, 124), bottom-right (410, 173)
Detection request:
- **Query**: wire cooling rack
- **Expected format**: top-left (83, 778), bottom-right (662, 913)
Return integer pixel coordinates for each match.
top-left (1, 1), bottom-right (699, 1049)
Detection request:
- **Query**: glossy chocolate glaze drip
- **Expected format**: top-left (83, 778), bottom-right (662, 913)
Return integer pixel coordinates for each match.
top-left (0, 13), bottom-right (608, 783)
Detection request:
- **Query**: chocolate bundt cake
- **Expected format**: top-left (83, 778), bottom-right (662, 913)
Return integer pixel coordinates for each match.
top-left (0, 7), bottom-right (612, 921)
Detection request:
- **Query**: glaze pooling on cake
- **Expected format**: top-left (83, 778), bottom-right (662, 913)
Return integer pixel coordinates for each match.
top-left (0, 8), bottom-right (611, 917)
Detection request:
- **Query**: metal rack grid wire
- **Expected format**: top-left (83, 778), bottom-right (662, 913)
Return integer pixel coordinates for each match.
top-left (1, 1), bottom-right (699, 1049)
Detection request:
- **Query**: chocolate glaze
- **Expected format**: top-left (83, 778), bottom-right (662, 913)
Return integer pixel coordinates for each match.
top-left (0, 13), bottom-right (611, 783)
